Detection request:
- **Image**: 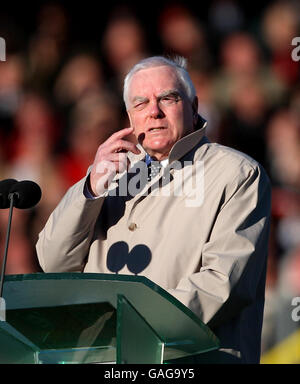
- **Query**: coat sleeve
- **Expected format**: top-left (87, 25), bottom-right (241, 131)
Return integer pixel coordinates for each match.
top-left (36, 176), bottom-right (105, 272)
top-left (167, 163), bottom-right (271, 326)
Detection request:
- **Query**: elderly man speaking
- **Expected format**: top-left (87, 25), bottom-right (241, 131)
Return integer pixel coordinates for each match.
top-left (36, 56), bottom-right (271, 363)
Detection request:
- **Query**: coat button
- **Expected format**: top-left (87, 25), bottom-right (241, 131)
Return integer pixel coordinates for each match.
top-left (128, 223), bottom-right (137, 231)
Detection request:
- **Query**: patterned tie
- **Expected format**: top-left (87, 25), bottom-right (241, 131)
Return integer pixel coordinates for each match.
top-left (145, 154), bottom-right (161, 181)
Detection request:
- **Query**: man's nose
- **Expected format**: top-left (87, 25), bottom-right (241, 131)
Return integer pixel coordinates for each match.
top-left (149, 100), bottom-right (164, 118)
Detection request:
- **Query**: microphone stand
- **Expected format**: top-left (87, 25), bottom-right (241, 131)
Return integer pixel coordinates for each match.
top-left (0, 193), bottom-right (16, 298)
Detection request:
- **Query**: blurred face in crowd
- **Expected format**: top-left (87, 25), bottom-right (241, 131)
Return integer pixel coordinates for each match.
top-left (127, 66), bottom-right (198, 160)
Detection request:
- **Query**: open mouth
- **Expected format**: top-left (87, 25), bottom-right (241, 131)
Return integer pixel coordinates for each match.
top-left (148, 127), bottom-right (166, 132)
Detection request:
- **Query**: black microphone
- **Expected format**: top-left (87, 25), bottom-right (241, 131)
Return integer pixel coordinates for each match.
top-left (0, 179), bottom-right (18, 209)
top-left (0, 180), bottom-right (42, 298)
top-left (8, 180), bottom-right (42, 209)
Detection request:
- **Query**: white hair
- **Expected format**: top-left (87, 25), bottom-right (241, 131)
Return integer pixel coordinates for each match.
top-left (123, 56), bottom-right (196, 110)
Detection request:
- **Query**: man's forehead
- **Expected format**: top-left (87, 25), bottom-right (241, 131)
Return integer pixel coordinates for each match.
top-left (129, 66), bottom-right (181, 93)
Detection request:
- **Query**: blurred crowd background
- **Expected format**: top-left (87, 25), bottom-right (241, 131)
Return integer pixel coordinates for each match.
top-left (0, 0), bottom-right (299, 362)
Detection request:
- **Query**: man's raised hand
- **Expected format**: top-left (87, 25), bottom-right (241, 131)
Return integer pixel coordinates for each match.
top-left (89, 127), bottom-right (140, 196)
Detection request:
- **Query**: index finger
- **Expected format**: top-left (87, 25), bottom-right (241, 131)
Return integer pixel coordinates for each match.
top-left (106, 127), bottom-right (134, 144)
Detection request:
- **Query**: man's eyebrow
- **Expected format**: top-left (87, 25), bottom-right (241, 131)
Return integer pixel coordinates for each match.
top-left (131, 89), bottom-right (182, 104)
top-left (131, 96), bottom-right (148, 104)
top-left (157, 89), bottom-right (182, 98)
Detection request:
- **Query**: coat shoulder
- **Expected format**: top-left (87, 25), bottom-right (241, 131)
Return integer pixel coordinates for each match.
top-left (200, 141), bottom-right (267, 172)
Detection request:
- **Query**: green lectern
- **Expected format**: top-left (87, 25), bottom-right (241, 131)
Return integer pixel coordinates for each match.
top-left (0, 273), bottom-right (219, 364)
